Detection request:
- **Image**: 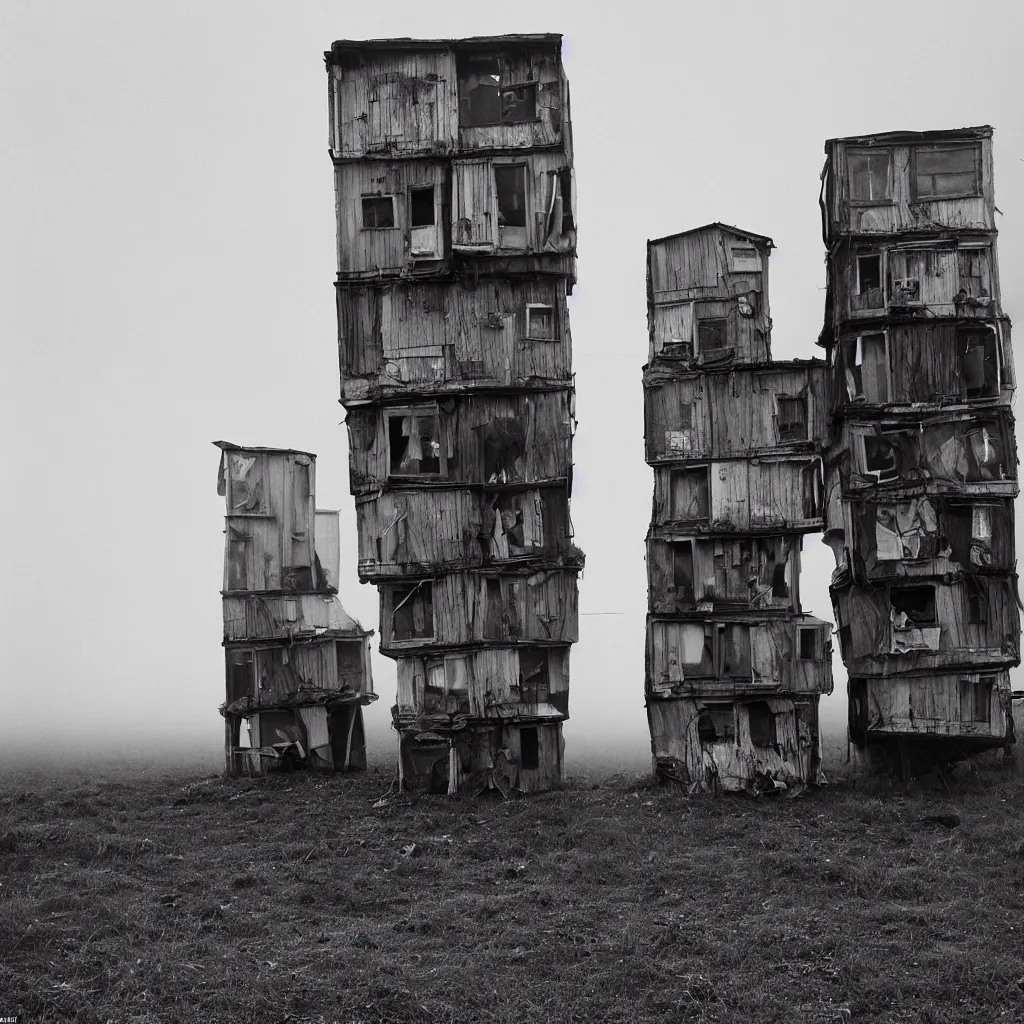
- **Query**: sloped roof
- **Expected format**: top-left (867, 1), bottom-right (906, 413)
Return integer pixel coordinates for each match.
top-left (648, 222), bottom-right (775, 249)
top-left (326, 34), bottom-right (562, 63)
top-left (824, 125), bottom-right (993, 149)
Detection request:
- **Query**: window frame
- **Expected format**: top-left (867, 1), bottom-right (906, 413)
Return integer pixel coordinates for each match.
top-left (385, 405), bottom-right (446, 480)
top-left (696, 317), bottom-right (730, 355)
top-left (408, 185), bottom-right (437, 229)
top-left (846, 332), bottom-right (890, 403)
top-left (847, 148), bottom-right (893, 206)
top-left (889, 583), bottom-right (938, 627)
top-left (525, 303), bottom-right (557, 341)
top-left (911, 142), bottom-right (982, 201)
top-left (387, 580), bottom-right (435, 645)
top-left (855, 252), bottom-right (883, 298)
top-left (457, 54), bottom-right (541, 128)
top-left (360, 193), bottom-right (398, 231)
top-left (775, 394), bottom-right (809, 444)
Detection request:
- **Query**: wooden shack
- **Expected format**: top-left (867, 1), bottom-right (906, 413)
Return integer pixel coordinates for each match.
top-left (819, 126), bottom-right (1020, 770)
top-left (643, 226), bottom-right (833, 793)
top-left (326, 35), bottom-right (581, 795)
top-left (214, 442), bottom-right (375, 775)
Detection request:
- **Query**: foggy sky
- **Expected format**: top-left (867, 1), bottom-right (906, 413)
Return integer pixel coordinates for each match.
top-left (3, 0), bottom-right (1022, 767)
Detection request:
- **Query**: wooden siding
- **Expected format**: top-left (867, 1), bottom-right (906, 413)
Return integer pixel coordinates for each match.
top-left (826, 136), bottom-right (995, 238)
top-left (854, 670), bottom-right (1012, 742)
top-left (338, 278), bottom-right (572, 404)
top-left (346, 390), bottom-right (573, 495)
top-left (355, 484), bottom-right (573, 579)
top-left (646, 616), bottom-right (833, 697)
top-left (835, 412), bottom-right (1019, 496)
top-left (335, 160), bottom-right (449, 278)
top-left (832, 578), bottom-right (1019, 674)
top-left (220, 450), bottom-right (320, 593)
top-left (451, 152), bottom-right (574, 254)
top-left (647, 535), bottom-right (802, 616)
top-left (394, 645), bottom-right (569, 719)
top-left (651, 458), bottom-right (824, 532)
top-left (644, 364), bottom-right (827, 463)
top-left (380, 569), bottom-right (578, 653)
top-left (314, 511), bottom-right (341, 591)
top-left (647, 696), bottom-right (825, 792)
top-left (222, 594), bottom-right (368, 643)
top-left (329, 51), bottom-right (460, 159)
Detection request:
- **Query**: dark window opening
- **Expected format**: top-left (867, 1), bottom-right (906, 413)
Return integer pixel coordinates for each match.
top-left (863, 434), bottom-right (899, 483)
top-left (501, 83), bottom-right (536, 122)
top-left (670, 466), bottom-right (710, 521)
top-left (391, 582), bottom-right (434, 641)
top-left (458, 57), bottom-right (501, 126)
top-left (915, 144), bottom-right (980, 199)
top-left (484, 578), bottom-right (504, 639)
top-left (771, 558), bottom-right (789, 599)
top-left (495, 165), bottom-right (526, 228)
top-left (697, 703), bottom-right (736, 744)
top-left (672, 540), bottom-right (694, 603)
top-left (558, 168), bottom-right (574, 232)
top-left (966, 577), bottom-right (987, 625)
top-left (959, 328), bottom-right (999, 399)
top-left (857, 254), bottom-right (881, 294)
top-left (964, 421), bottom-right (1003, 481)
top-left (747, 702), bottom-right (777, 748)
top-left (410, 187), bottom-right (435, 227)
top-left (719, 624), bottom-right (751, 676)
top-left (519, 726), bottom-right (540, 770)
top-left (697, 318), bottom-right (729, 352)
top-left (799, 628), bottom-right (818, 661)
top-left (801, 462), bottom-right (822, 520)
top-left (226, 651), bottom-right (254, 703)
top-left (777, 396), bottom-right (808, 442)
top-left (959, 677), bottom-right (993, 724)
top-left (518, 649), bottom-right (550, 704)
top-left (890, 585), bottom-right (936, 626)
top-left (526, 304), bottom-right (555, 340)
top-left (849, 150), bottom-right (891, 202)
top-left (838, 622), bottom-right (852, 658)
top-left (362, 195), bottom-right (395, 229)
top-left (388, 411), bottom-right (441, 476)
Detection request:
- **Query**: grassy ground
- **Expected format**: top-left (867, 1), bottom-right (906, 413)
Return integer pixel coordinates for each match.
top-left (2, 754), bottom-right (1023, 1024)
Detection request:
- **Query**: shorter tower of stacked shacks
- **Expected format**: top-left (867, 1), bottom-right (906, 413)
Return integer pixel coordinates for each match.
top-left (643, 225), bottom-right (834, 792)
top-left (325, 34), bottom-right (582, 795)
top-left (215, 442), bottom-right (375, 775)
top-left (819, 126), bottom-right (1020, 770)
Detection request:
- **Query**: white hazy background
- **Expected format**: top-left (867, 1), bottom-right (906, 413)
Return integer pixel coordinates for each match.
top-left (3, 0), bottom-right (1022, 771)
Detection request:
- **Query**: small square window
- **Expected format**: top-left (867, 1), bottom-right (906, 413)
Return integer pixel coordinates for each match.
top-left (526, 304), bottom-right (555, 340)
top-left (410, 187), bottom-right (435, 227)
top-left (361, 195), bottom-right (395, 229)
top-left (697, 318), bottom-right (729, 352)
top-left (697, 702), bottom-right (736, 743)
top-left (890, 585), bottom-right (936, 626)
top-left (501, 83), bottom-right (536, 123)
top-left (388, 409), bottom-right (442, 476)
top-left (849, 150), bottom-right (891, 202)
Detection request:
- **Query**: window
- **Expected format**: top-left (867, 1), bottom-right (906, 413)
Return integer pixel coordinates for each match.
top-left (730, 246), bottom-right (761, 272)
top-left (484, 577), bottom-right (504, 639)
top-left (914, 144), bottom-right (980, 199)
top-left (964, 421), bottom-right (1003, 481)
top-left (863, 434), bottom-right (899, 483)
top-left (959, 678), bottom-right (992, 723)
top-left (390, 582), bottom-right (434, 641)
top-left (361, 195), bottom-right (395, 229)
top-left (387, 409), bottom-right (442, 476)
top-left (799, 628), bottom-right (819, 661)
top-left (697, 318), bottom-right (729, 353)
top-left (717, 623), bottom-right (751, 676)
top-left (890, 585), bottom-right (936, 626)
top-left (519, 726), bottom-right (540, 770)
top-left (959, 328), bottom-right (999, 399)
top-left (776, 396), bottom-right (808, 442)
top-left (458, 56), bottom-right (537, 126)
top-left (845, 334), bottom-right (888, 403)
top-left (525, 303), bottom-right (555, 340)
top-left (857, 254), bottom-right (881, 294)
top-left (966, 577), bottom-right (987, 625)
top-left (670, 466), bottom-right (710, 521)
top-left (848, 149), bottom-right (891, 202)
top-left (495, 165), bottom-right (526, 228)
top-left (666, 402), bottom-right (694, 454)
top-left (409, 187), bottom-right (435, 227)
top-left (747, 702), bottom-right (777, 748)
top-left (801, 462), bottom-right (823, 520)
top-left (697, 702), bottom-right (736, 743)
top-left (336, 641), bottom-right (362, 688)
top-left (958, 249), bottom-right (988, 298)
top-left (226, 650), bottom-right (254, 703)
top-left (518, 649), bottom-right (550, 704)
top-left (672, 540), bottom-right (695, 603)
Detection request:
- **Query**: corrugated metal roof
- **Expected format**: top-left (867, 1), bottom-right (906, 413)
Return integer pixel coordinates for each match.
top-left (647, 222), bottom-right (775, 249)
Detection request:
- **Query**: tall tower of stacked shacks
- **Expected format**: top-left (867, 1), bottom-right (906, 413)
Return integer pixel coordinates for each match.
top-left (643, 225), bottom-right (834, 792)
top-left (325, 35), bottom-right (582, 795)
top-left (819, 127), bottom-right (1020, 771)
top-left (215, 442), bottom-right (375, 775)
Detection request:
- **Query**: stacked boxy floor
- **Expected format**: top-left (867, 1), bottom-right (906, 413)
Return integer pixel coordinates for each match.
top-left (215, 442), bottom-right (375, 775)
top-left (326, 34), bottom-right (582, 795)
top-left (819, 127), bottom-right (1020, 771)
top-left (643, 224), bottom-right (834, 793)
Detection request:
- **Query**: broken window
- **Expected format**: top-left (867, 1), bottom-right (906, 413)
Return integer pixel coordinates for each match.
top-left (495, 165), bottom-right (526, 228)
top-left (519, 726), bottom-right (540, 770)
top-left (666, 403), bottom-right (695, 455)
top-left (958, 249), bottom-right (988, 298)
top-left (672, 540), bottom-right (695, 603)
top-left (697, 318), bottom-right (729, 353)
top-left (730, 246), bottom-right (760, 272)
top-left (747, 702), bottom-right (777, 748)
top-left (959, 678), bottom-right (993, 723)
top-left (388, 409), bottom-right (442, 476)
top-left (889, 585), bottom-right (936, 626)
top-left (959, 328), bottom-right (999, 400)
top-left (848, 149), bottom-right (891, 202)
top-left (391, 582), bottom-right (434, 641)
top-left (518, 649), bottom-right (550, 704)
top-left (458, 57), bottom-right (537, 126)
top-left (409, 187), bottom-right (435, 227)
top-left (863, 434), bottom-right (899, 483)
top-left (697, 702), bottom-right (736, 743)
top-left (361, 195), bottom-right (395, 229)
top-left (801, 462), bottom-right (823, 520)
top-left (776, 395), bottom-right (808, 442)
top-left (964, 421), bottom-right (1003, 481)
top-left (526, 303), bottom-right (555, 341)
top-left (718, 624), bottom-right (750, 676)
top-left (914, 144), bottom-right (980, 199)
top-left (226, 650), bottom-right (254, 703)
top-left (557, 168), bottom-right (574, 233)
top-left (857, 254), bottom-right (881, 295)
top-left (846, 333), bottom-right (889, 403)
top-left (670, 466), bottom-right (710, 521)
top-left (799, 628), bottom-right (819, 661)
top-left (680, 622), bottom-right (715, 674)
